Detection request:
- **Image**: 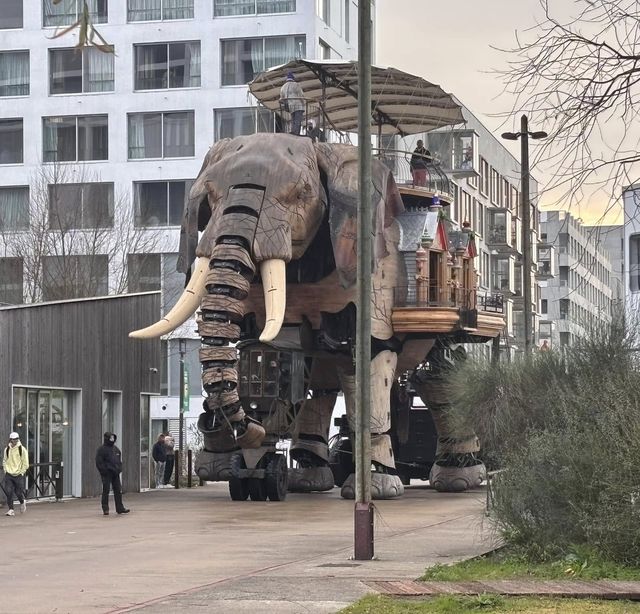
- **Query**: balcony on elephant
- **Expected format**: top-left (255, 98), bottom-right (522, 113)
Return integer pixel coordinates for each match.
top-left (373, 148), bottom-right (453, 206)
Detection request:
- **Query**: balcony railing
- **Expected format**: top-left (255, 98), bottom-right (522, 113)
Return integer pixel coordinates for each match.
top-left (373, 148), bottom-right (452, 196)
top-left (394, 285), bottom-right (475, 309)
top-left (478, 292), bottom-right (505, 314)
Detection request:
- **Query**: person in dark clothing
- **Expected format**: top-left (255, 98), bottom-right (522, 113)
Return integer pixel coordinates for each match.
top-left (152, 433), bottom-right (166, 488)
top-left (410, 139), bottom-right (432, 187)
top-left (95, 432), bottom-right (129, 515)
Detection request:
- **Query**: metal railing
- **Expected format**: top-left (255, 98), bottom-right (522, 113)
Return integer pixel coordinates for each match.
top-left (394, 285), bottom-right (475, 309)
top-left (15, 462), bottom-right (64, 500)
top-left (372, 148), bottom-right (452, 196)
top-left (478, 292), bottom-right (505, 314)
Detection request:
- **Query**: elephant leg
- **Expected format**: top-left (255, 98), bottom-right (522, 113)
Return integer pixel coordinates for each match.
top-left (338, 350), bottom-right (404, 500)
top-left (413, 376), bottom-right (486, 493)
top-left (288, 393), bottom-right (336, 492)
top-left (195, 242), bottom-right (266, 482)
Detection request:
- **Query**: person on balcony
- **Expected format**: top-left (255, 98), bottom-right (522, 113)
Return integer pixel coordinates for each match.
top-left (280, 72), bottom-right (305, 136)
top-left (410, 140), bottom-right (432, 187)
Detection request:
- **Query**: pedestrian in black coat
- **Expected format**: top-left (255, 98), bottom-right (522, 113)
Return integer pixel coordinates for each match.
top-left (95, 432), bottom-right (129, 515)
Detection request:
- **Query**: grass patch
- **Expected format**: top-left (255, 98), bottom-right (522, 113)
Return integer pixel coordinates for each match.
top-left (421, 547), bottom-right (640, 582)
top-left (339, 594), bottom-right (640, 613)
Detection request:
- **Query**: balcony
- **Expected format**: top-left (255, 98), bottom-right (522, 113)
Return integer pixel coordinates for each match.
top-left (374, 148), bottom-right (452, 201)
top-left (486, 210), bottom-right (517, 253)
top-left (536, 245), bottom-right (556, 279)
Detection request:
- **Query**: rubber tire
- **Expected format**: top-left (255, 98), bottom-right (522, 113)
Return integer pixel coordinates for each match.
top-left (228, 453), bottom-right (249, 501)
top-left (248, 477), bottom-right (267, 501)
top-left (265, 454), bottom-right (288, 501)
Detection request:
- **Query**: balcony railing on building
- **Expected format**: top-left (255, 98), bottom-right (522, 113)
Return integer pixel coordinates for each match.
top-left (373, 148), bottom-right (452, 197)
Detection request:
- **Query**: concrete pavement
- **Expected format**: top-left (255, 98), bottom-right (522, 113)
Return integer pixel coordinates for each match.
top-left (0, 482), bottom-right (496, 613)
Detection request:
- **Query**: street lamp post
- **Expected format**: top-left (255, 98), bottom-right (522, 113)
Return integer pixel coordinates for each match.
top-left (501, 115), bottom-right (547, 354)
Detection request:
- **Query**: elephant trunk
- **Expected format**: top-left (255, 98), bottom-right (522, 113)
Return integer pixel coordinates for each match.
top-left (199, 240), bottom-right (265, 449)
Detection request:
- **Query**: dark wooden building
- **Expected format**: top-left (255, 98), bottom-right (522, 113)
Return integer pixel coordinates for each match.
top-left (0, 293), bottom-right (161, 498)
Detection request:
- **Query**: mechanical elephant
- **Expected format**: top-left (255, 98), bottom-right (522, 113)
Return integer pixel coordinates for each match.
top-left (130, 132), bottom-right (482, 499)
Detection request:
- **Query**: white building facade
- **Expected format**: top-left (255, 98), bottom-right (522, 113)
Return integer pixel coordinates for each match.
top-left (539, 210), bottom-right (614, 348)
top-left (0, 0), bottom-right (359, 424)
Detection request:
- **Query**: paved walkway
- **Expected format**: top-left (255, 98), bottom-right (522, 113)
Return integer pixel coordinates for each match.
top-left (0, 482), bottom-right (496, 613)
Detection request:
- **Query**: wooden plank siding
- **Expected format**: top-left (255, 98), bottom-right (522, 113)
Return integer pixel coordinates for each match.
top-left (0, 293), bottom-right (161, 497)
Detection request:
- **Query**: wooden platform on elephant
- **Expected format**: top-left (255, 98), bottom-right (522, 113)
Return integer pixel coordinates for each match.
top-left (367, 579), bottom-right (640, 600)
top-left (391, 307), bottom-right (504, 337)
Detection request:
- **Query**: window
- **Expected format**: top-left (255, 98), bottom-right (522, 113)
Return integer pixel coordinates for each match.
top-left (319, 40), bottom-right (331, 60)
top-left (128, 253), bottom-right (182, 311)
top-left (490, 168), bottom-right (499, 205)
top-left (475, 198), bottom-right (484, 237)
top-left (48, 182), bottom-right (114, 229)
top-left (317, 0), bottom-right (342, 34)
top-left (214, 0), bottom-right (295, 16)
top-left (214, 107), bottom-right (275, 140)
top-left (128, 0), bottom-right (194, 21)
top-left (1, 0), bottom-right (23, 29)
top-left (0, 187), bottom-right (29, 231)
top-left (0, 258), bottom-right (23, 304)
top-left (43, 0), bottom-right (108, 27)
top-left (50, 47), bottom-right (114, 94)
top-left (0, 51), bottom-right (29, 96)
top-left (134, 180), bottom-right (192, 227)
top-left (221, 35), bottom-right (306, 85)
top-left (43, 115), bottom-right (108, 162)
top-left (344, 0), bottom-right (349, 43)
top-left (479, 157), bottom-right (488, 196)
top-left (42, 255), bottom-right (109, 300)
top-left (0, 119), bottom-right (23, 164)
top-left (629, 234), bottom-right (640, 292)
top-left (541, 299), bottom-right (547, 314)
top-left (128, 111), bottom-right (194, 159)
top-left (134, 42), bottom-right (200, 90)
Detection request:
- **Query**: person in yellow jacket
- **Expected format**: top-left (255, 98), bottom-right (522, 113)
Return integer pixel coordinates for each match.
top-left (3, 432), bottom-right (29, 516)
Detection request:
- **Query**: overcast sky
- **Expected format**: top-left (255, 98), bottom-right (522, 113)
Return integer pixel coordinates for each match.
top-left (376, 1), bottom-right (621, 224)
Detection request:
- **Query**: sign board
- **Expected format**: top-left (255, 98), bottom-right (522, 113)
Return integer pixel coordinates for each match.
top-left (181, 361), bottom-right (190, 413)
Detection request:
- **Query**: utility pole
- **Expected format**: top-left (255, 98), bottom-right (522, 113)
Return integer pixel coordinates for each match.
top-left (354, 0), bottom-right (374, 560)
top-left (502, 116), bottom-right (547, 355)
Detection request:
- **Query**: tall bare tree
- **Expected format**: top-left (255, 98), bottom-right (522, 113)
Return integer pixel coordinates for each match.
top-left (0, 163), bottom-right (164, 303)
top-left (501, 0), bottom-right (640, 220)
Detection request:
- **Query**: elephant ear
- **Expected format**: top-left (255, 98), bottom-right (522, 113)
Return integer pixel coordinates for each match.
top-left (315, 143), bottom-right (404, 288)
top-left (177, 139), bottom-right (231, 281)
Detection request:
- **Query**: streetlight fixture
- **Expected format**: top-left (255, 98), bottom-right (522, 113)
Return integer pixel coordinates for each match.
top-left (501, 115), bottom-right (547, 354)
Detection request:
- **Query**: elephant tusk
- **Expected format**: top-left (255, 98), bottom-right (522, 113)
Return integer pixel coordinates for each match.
top-left (259, 259), bottom-right (286, 342)
top-left (129, 257), bottom-right (209, 339)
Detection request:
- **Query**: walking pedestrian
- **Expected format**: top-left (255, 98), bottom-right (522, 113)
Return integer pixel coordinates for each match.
top-left (152, 433), bottom-right (167, 488)
top-left (95, 432), bottom-right (129, 515)
top-left (163, 431), bottom-right (175, 488)
top-left (3, 432), bottom-right (29, 517)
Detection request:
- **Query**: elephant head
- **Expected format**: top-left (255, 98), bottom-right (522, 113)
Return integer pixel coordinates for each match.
top-left (130, 133), bottom-right (403, 449)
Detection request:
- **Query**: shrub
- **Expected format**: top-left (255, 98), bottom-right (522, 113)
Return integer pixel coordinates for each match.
top-left (446, 313), bottom-right (640, 563)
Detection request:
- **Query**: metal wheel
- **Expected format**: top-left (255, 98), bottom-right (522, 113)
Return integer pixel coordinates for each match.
top-left (248, 477), bottom-right (267, 501)
top-left (265, 454), bottom-right (288, 501)
top-left (229, 452), bottom-right (249, 501)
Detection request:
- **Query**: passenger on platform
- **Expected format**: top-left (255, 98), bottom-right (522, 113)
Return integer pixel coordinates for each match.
top-left (306, 119), bottom-right (326, 143)
top-left (280, 72), bottom-right (305, 135)
top-left (410, 140), bottom-right (432, 187)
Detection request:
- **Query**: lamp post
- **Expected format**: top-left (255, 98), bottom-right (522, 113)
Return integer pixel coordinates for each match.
top-left (501, 115), bottom-right (547, 354)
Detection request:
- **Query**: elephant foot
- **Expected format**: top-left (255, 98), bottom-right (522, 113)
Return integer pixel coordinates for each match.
top-left (195, 450), bottom-right (237, 481)
top-left (429, 461), bottom-right (486, 492)
top-left (287, 466), bottom-right (335, 492)
top-left (340, 473), bottom-right (404, 500)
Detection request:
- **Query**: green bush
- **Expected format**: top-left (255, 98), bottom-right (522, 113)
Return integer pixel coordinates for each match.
top-left (446, 314), bottom-right (640, 564)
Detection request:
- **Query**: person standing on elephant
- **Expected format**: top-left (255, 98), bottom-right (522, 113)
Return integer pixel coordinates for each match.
top-left (152, 433), bottom-right (166, 488)
top-left (163, 431), bottom-right (175, 488)
top-left (3, 432), bottom-right (29, 516)
top-left (95, 432), bottom-right (129, 515)
top-left (280, 72), bottom-right (305, 135)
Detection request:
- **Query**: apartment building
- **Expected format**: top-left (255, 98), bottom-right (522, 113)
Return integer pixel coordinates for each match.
top-left (538, 211), bottom-right (614, 348)
top-left (0, 0), bottom-right (359, 428)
